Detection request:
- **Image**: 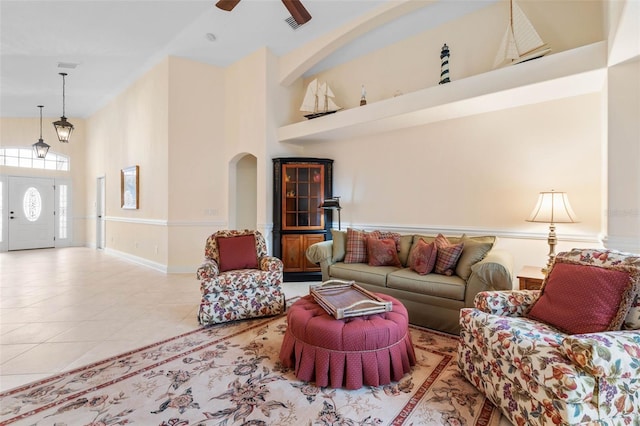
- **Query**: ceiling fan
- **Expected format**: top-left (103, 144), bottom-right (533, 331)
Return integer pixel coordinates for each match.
top-left (215, 0), bottom-right (312, 26)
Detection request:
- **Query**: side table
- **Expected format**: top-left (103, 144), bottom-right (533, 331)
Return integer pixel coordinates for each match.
top-left (517, 266), bottom-right (545, 290)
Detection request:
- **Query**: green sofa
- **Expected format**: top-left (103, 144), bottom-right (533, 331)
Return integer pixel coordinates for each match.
top-left (305, 230), bottom-right (514, 334)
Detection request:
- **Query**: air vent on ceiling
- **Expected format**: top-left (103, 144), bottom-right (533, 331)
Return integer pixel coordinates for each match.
top-left (57, 62), bottom-right (78, 69)
top-left (285, 16), bottom-right (301, 30)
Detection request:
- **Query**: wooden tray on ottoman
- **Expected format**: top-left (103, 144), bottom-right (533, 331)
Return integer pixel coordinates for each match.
top-left (310, 279), bottom-right (392, 319)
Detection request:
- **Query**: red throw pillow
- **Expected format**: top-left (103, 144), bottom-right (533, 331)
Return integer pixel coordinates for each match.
top-left (367, 238), bottom-right (402, 267)
top-left (408, 239), bottom-right (437, 275)
top-left (216, 234), bottom-right (259, 272)
top-left (527, 262), bottom-right (636, 334)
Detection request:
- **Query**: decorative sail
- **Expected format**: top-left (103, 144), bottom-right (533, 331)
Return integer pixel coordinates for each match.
top-left (493, 0), bottom-right (551, 68)
top-left (300, 79), bottom-right (341, 119)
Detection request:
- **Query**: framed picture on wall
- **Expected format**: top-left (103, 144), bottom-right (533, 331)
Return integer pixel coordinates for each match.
top-left (121, 165), bottom-right (139, 209)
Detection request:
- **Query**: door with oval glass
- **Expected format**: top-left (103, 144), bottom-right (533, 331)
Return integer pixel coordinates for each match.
top-left (8, 176), bottom-right (55, 250)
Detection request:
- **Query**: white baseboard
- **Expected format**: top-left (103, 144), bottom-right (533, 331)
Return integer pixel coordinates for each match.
top-left (104, 248), bottom-right (168, 273)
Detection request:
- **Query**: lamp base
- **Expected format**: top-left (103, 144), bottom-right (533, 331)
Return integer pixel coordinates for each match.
top-left (542, 223), bottom-right (557, 275)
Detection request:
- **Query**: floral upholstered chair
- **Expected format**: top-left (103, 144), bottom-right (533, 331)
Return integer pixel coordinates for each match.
top-left (458, 248), bottom-right (640, 426)
top-left (197, 230), bottom-right (285, 325)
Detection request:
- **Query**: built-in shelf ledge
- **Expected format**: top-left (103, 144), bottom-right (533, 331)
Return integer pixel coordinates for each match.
top-left (278, 41), bottom-right (607, 144)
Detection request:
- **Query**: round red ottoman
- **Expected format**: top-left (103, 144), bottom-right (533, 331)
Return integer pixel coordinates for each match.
top-left (279, 293), bottom-right (416, 390)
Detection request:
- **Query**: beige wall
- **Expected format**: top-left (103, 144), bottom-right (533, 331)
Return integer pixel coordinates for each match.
top-left (166, 57), bottom-right (226, 270)
top-left (299, 93), bottom-right (605, 277)
top-left (84, 56), bottom-right (231, 271)
top-left (86, 58), bottom-right (171, 269)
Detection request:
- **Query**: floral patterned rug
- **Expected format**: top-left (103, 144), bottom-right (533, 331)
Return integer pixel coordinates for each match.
top-left (0, 311), bottom-right (503, 426)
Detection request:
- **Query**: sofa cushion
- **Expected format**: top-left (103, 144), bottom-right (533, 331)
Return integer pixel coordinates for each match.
top-left (387, 268), bottom-right (466, 300)
top-left (455, 235), bottom-right (495, 280)
top-left (398, 235), bottom-right (414, 267)
top-left (216, 234), bottom-right (259, 272)
top-left (329, 262), bottom-right (399, 287)
top-left (434, 234), bottom-right (463, 276)
top-left (407, 239), bottom-right (437, 275)
top-left (367, 238), bottom-right (402, 267)
top-left (527, 261), bottom-right (638, 334)
top-left (331, 229), bottom-right (347, 262)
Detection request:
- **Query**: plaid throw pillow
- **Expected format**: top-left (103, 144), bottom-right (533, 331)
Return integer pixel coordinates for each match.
top-left (344, 228), bottom-right (369, 263)
top-left (434, 234), bottom-right (463, 276)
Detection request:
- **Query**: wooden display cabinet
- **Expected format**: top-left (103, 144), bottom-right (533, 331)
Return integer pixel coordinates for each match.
top-left (273, 158), bottom-right (333, 281)
top-left (281, 234), bottom-right (325, 273)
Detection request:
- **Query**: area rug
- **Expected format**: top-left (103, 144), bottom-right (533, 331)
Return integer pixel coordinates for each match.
top-left (0, 312), bottom-right (503, 426)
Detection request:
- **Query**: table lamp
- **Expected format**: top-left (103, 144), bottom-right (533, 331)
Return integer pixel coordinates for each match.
top-left (526, 190), bottom-right (578, 273)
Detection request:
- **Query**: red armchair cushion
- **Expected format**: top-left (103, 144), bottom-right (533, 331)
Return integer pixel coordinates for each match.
top-left (527, 262), bottom-right (636, 334)
top-left (216, 234), bottom-right (259, 272)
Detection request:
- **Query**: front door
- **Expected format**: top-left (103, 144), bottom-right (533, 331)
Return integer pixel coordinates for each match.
top-left (8, 176), bottom-right (55, 250)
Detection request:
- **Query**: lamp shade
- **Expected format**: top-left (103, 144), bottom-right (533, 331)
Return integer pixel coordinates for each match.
top-left (32, 105), bottom-right (50, 158)
top-left (53, 117), bottom-right (74, 143)
top-left (33, 139), bottom-right (50, 158)
top-left (526, 190), bottom-right (578, 224)
top-left (320, 198), bottom-right (341, 209)
top-left (53, 72), bottom-right (74, 143)
top-left (320, 197), bottom-right (341, 230)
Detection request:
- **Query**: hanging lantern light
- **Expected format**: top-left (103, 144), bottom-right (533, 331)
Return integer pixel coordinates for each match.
top-left (33, 105), bottom-right (50, 158)
top-left (52, 72), bottom-right (74, 143)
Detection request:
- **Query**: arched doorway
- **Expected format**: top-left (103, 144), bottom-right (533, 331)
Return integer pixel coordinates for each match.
top-left (229, 153), bottom-right (257, 230)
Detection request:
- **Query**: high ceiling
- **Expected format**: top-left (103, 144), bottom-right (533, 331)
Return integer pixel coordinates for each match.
top-left (0, 0), bottom-right (497, 119)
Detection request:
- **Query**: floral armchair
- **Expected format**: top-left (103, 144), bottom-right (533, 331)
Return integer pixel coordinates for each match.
top-left (197, 230), bottom-right (285, 325)
top-left (458, 248), bottom-right (640, 426)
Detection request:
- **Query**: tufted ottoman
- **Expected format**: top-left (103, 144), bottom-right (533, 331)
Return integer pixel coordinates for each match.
top-left (279, 293), bottom-right (416, 390)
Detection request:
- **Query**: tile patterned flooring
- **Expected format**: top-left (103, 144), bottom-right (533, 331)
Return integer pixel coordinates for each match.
top-left (0, 247), bottom-right (314, 393)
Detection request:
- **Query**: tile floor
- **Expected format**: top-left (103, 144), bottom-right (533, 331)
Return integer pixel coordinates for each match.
top-left (0, 247), bottom-right (314, 393)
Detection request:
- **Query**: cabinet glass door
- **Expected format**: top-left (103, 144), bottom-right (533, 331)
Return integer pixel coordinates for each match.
top-left (283, 164), bottom-right (324, 230)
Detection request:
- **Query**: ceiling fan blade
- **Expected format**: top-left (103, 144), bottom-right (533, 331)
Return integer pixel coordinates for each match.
top-left (282, 0), bottom-right (312, 25)
top-left (216, 0), bottom-right (241, 11)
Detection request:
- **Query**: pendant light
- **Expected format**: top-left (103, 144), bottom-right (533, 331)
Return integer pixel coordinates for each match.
top-left (52, 72), bottom-right (74, 143)
top-left (33, 105), bottom-right (50, 158)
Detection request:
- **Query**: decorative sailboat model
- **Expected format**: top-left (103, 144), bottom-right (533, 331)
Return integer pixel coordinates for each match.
top-left (300, 79), bottom-right (341, 119)
top-left (493, 0), bottom-right (551, 68)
